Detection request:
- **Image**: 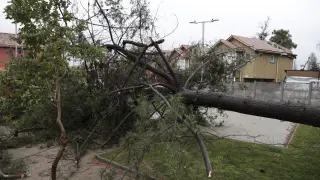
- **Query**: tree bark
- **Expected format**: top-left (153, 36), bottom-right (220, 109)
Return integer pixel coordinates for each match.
top-left (194, 132), bottom-right (213, 177)
top-left (51, 79), bottom-right (68, 180)
top-left (182, 90), bottom-right (320, 127)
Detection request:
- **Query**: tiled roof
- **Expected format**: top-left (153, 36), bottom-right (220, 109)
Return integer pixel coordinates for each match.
top-left (0, 32), bottom-right (22, 48)
top-left (228, 35), bottom-right (293, 55)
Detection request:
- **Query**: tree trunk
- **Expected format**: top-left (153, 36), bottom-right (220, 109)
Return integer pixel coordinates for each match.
top-left (182, 90), bottom-right (320, 127)
top-left (51, 79), bottom-right (68, 180)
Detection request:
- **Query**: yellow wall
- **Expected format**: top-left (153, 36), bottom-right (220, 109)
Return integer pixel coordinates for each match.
top-left (240, 54), bottom-right (293, 82)
top-left (278, 56), bottom-right (294, 81)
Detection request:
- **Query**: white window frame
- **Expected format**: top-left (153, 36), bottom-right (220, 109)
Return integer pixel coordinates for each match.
top-left (270, 55), bottom-right (276, 64)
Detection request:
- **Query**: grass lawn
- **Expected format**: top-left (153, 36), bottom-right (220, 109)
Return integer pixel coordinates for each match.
top-left (103, 125), bottom-right (320, 180)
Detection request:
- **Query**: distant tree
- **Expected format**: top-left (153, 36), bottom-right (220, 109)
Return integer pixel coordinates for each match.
top-left (307, 52), bottom-right (319, 71)
top-left (269, 29), bottom-right (297, 49)
top-left (257, 16), bottom-right (270, 40)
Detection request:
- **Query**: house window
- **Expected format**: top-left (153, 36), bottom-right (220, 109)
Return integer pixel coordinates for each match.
top-left (270, 55), bottom-right (276, 64)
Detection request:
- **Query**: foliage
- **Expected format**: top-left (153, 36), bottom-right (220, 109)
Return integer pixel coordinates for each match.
top-left (257, 16), bottom-right (270, 40)
top-left (1, 0), bottom-right (157, 145)
top-left (108, 96), bottom-right (207, 179)
top-left (307, 52), bottom-right (319, 71)
top-left (269, 29), bottom-right (297, 50)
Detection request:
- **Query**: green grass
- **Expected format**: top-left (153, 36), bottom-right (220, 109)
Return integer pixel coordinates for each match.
top-left (103, 125), bottom-right (320, 180)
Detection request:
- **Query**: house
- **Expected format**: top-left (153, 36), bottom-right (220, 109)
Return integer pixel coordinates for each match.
top-left (0, 32), bottom-right (23, 70)
top-left (169, 44), bottom-right (202, 70)
top-left (212, 35), bottom-right (296, 82)
top-left (169, 45), bottom-right (191, 70)
top-left (285, 70), bottom-right (320, 83)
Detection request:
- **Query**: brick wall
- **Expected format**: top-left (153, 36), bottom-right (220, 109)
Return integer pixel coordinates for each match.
top-left (0, 47), bottom-right (24, 69)
top-left (0, 47), bottom-right (13, 69)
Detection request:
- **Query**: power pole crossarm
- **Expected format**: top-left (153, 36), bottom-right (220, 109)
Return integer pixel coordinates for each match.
top-left (189, 18), bottom-right (219, 81)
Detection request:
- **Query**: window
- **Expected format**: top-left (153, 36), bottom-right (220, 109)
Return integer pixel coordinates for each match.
top-left (270, 55), bottom-right (276, 64)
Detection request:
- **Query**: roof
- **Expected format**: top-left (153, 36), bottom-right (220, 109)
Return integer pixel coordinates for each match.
top-left (220, 39), bottom-right (236, 48)
top-left (0, 32), bottom-right (22, 48)
top-left (227, 35), bottom-right (294, 56)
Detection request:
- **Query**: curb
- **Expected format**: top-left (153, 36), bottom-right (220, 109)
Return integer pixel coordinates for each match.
top-left (95, 154), bottom-right (156, 180)
top-left (284, 123), bottom-right (299, 148)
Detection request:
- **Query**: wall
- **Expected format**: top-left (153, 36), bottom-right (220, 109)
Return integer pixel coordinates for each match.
top-left (0, 47), bottom-right (23, 70)
top-left (277, 56), bottom-right (293, 81)
top-left (224, 81), bottom-right (320, 106)
top-left (240, 54), bottom-right (293, 82)
top-left (227, 38), bottom-right (293, 82)
top-left (0, 47), bottom-right (12, 69)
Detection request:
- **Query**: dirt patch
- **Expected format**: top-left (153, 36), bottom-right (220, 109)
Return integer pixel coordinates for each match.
top-left (5, 145), bottom-right (131, 180)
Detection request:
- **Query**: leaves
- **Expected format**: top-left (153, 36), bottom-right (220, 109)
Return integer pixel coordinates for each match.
top-left (269, 29), bottom-right (297, 49)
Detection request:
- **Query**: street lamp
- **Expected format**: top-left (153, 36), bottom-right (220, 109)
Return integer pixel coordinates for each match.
top-left (189, 19), bottom-right (219, 47)
top-left (189, 19), bottom-right (219, 82)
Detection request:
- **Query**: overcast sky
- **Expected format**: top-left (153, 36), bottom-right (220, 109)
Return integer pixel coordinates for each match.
top-left (1, 0), bottom-right (320, 66)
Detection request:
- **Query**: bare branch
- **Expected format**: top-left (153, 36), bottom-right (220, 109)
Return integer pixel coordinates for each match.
top-left (184, 60), bottom-right (211, 88)
top-left (103, 43), bottom-right (175, 84)
top-left (122, 45), bottom-right (149, 87)
top-left (161, 13), bottom-right (179, 40)
top-left (150, 38), bottom-right (179, 89)
top-left (144, 83), bottom-right (213, 177)
top-left (94, 0), bottom-right (116, 44)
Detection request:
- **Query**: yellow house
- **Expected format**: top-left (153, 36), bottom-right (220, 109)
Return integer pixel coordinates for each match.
top-left (212, 35), bottom-right (296, 82)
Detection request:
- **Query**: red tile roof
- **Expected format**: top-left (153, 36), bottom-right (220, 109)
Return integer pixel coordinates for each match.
top-left (228, 35), bottom-right (293, 55)
top-left (0, 33), bottom-right (22, 48)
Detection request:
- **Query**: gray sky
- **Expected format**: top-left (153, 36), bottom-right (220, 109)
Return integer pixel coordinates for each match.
top-left (1, 0), bottom-right (320, 67)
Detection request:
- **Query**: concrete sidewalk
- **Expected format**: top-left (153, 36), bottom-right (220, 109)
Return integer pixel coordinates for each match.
top-left (201, 108), bottom-right (296, 146)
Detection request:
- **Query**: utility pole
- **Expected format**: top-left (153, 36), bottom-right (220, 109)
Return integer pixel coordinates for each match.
top-left (189, 19), bottom-right (219, 48)
top-left (15, 23), bottom-right (18, 57)
top-left (189, 19), bottom-right (219, 81)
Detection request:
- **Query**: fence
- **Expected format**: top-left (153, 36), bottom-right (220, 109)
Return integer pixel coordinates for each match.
top-left (224, 81), bottom-right (320, 106)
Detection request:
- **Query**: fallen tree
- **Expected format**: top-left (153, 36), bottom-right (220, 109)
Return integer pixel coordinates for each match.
top-left (104, 41), bottom-right (320, 127)
top-left (182, 90), bottom-right (320, 127)
top-left (3, 0), bottom-right (320, 179)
